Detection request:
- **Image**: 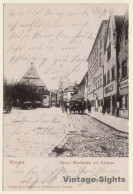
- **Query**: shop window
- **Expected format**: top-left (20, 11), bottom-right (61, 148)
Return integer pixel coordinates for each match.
top-left (91, 100), bottom-right (95, 107)
top-left (107, 44), bottom-right (111, 61)
top-left (122, 96), bottom-right (126, 109)
top-left (98, 100), bottom-right (101, 106)
top-left (125, 24), bottom-right (128, 41)
top-left (120, 95), bottom-right (128, 109)
top-left (119, 97), bottom-right (122, 108)
top-left (122, 60), bottom-right (127, 78)
top-left (125, 95), bottom-right (128, 109)
top-left (112, 67), bottom-right (115, 80)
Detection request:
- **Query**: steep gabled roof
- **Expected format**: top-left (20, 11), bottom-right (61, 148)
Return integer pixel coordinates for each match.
top-left (20, 63), bottom-right (46, 88)
top-left (64, 86), bottom-right (77, 92)
top-left (22, 63), bottom-right (40, 79)
top-left (87, 20), bottom-right (109, 62)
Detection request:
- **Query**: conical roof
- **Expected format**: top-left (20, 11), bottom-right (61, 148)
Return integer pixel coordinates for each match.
top-left (20, 63), bottom-right (46, 87)
top-left (23, 63), bottom-right (40, 79)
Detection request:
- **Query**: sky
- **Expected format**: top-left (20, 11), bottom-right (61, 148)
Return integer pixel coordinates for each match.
top-left (4, 3), bottom-right (128, 90)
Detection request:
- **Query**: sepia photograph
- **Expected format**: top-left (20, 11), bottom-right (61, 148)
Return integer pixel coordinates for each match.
top-left (3, 2), bottom-right (129, 191)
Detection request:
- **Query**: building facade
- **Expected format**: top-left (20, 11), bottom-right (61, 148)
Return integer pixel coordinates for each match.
top-left (104, 15), bottom-right (124, 115)
top-left (87, 20), bottom-right (108, 112)
top-left (71, 72), bottom-right (88, 103)
top-left (63, 85), bottom-right (77, 102)
top-left (50, 90), bottom-right (58, 107)
top-left (118, 10), bottom-right (129, 118)
top-left (58, 80), bottom-right (77, 103)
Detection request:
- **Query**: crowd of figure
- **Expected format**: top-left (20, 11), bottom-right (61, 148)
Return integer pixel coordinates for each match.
top-left (62, 100), bottom-right (91, 114)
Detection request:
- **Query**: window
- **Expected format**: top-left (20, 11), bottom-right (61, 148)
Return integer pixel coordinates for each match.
top-left (100, 39), bottom-right (102, 48)
top-left (109, 27), bottom-right (111, 38)
top-left (125, 24), bottom-right (128, 41)
top-left (104, 74), bottom-right (106, 86)
top-left (113, 32), bottom-right (115, 39)
top-left (107, 44), bottom-right (111, 61)
top-left (97, 47), bottom-right (98, 55)
top-left (99, 57), bottom-right (101, 67)
top-left (96, 63), bottom-right (98, 71)
top-left (107, 70), bottom-right (110, 83)
top-left (98, 80), bottom-right (99, 88)
top-left (100, 78), bottom-right (102, 86)
top-left (111, 67), bottom-right (115, 81)
top-left (122, 60), bottom-right (127, 78)
top-left (109, 70), bottom-right (110, 82)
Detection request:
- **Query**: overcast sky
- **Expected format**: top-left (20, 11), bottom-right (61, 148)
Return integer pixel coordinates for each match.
top-left (4, 3), bottom-right (127, 90)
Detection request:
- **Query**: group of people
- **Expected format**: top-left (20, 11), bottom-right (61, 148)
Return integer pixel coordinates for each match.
top-left (61, 100), bottom-right (91, 114)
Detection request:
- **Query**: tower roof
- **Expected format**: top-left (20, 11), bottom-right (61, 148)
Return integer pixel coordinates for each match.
top-left (23, 63), bottom-right (40, 79)
top-left (20, 63), bottom-right (46, 88)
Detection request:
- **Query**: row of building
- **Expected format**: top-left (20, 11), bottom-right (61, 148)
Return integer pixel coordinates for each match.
top-left (59, 10), bottom-right (128, 119)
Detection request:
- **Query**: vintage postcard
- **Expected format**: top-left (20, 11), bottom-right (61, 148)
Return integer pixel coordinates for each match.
top-left (2, 1), bottom-right (131, 191)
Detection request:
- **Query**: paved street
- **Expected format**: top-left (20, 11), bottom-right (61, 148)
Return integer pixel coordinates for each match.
top-left (4, 107), bottom-right (128, 157)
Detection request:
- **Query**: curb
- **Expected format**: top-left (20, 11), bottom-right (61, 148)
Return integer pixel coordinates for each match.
top-left (86, 113), bottom-right (129, 134)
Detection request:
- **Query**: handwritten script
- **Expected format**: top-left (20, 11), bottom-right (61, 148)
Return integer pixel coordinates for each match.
top-left (4, 4), bottom-right (114, 88)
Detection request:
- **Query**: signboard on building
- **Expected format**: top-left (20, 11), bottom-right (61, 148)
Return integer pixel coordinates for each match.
top-left (105, 85), bottom-right (113, 93)
top-left (120, 79), bottom-right (128, 89)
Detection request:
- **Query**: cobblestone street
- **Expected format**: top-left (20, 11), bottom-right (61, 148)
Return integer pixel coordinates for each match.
top-left (4, 108), bottom-right (128, 158)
